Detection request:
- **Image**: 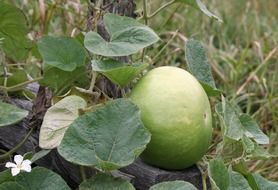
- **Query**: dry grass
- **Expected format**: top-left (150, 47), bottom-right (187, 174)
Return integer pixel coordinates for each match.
top-left (143, 0), bottom-right (278, 181)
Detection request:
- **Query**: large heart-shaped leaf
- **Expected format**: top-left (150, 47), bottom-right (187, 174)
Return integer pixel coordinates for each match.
top-left (149, 181), bottom-right (198, 190)
top-left (38, 36), bottom-right (87, 71)
top-left (0, 182), bottom-right (25, 190)
top-left (0, 2), bottom-right (32, 61)
top-left (177, 0), bottom-right (222, 22)
top-left (58, 98), bottom-right (151, 171)
top-left (39, 95), bottom-right (87, 149)
top-left (15, 167), bottom-right (70, 190)
top-left (185, 39), bottom-right (221, 96)
top-left (79, 173), bottom-right (135, 190)
top-left (0, 101), bottom-right (28, 127)
top-left (92, 60), bottom-right (148, 87)
top-left (84, 13), bottom-right (159, 56)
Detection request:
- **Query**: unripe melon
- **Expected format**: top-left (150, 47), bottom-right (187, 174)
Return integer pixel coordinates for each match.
top-left (130, 66), bottom-right (212, 170)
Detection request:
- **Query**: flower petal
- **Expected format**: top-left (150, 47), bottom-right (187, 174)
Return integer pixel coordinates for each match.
top-left (21, 160), bottom-right (32, 172)
top-left (22, 159), bottom-right (32, 165)
top-left (11, 168), bottom-right (20, 176)
top-left (14, 155), bottom-right (23, 165)
top-left (5, 162), bottom-right (16, 168)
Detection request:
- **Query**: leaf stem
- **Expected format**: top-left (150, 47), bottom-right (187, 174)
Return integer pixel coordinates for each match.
top-left (0, 127), bottom-right (34, 160)
top-left (201, 172), bottom-right (208, 190)
top-left (80, 165), bottom-right (87, 181)
top-left (0, 49), bottom-right (8, 87)
top-left (43, 1), bottom-right (57, 34)
top-left (89, 71), bottom-right (98, 92)
top-left (0, 149), bottom-right (7, 154)
top-left (141, 0), bottom-right (149, 62)
top-left (147, 0), bottom-right (176, 19)
top-left (143, 0), bottom-right (148, 25)
top-left (0, 77), bottom-right (43, 92)
top-left (197, 163), bottom-right (208, 190)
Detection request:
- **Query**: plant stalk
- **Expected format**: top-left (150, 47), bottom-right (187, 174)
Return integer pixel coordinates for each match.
top-left (197, 164), bottom-right (208, 190)
top-left (80, 165), bottom-right (87, 181)
top-left (148, 0), bottom-right (176, 19)
top-left (89, 71), bottom-right (98, 92)
top-left (0, 49), bottom-right (8, 87)
top-left (0, 77), bottom-right (43, 92)
top-left (141, 0), bottom-right (149, 62)
top-left (143, 0), bottom-right (148, 25)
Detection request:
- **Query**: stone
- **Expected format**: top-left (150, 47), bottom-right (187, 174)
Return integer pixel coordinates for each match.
top-left (121, 158), bottom-right (204, 190)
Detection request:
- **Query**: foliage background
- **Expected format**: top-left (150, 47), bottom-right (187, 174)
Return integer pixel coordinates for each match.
top-left (144, 0), bottom-right (278, 181)
top-left (4, 0), bottom-right (278, 182)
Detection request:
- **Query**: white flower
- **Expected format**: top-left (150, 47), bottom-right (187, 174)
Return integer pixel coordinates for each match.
top-left (5, 155), bottom-right (32, 176)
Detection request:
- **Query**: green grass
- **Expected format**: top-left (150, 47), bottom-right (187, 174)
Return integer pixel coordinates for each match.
top-left (143, 0), bottom-right (278, 180)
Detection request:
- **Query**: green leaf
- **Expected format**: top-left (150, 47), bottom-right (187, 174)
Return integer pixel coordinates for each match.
top-left (39, 95), bottom-right (87, 149)
top-left (176, 0), bottom-right (196, 7)
top-left (0, 69), bottom-right (28, 92)
top-left (252, 173), bottom-right (278, 190)
top-left (40, 65), bottom-right (90, 95)
top-left (232, 162), bottom-right (260, 190)
top-left (0, 101), bottom-right (28, 127)
top-left (37, 36), bottom-right (87, 71)
top-left (30, 149), bottom-right (51, 163)
top-left (15, 167), bottom-right (70, 190)
top-left (0, 37), bottom-right (4, 47)
top-left (0, 64), bottom-right (3, 76)
top-left (0, 182), bottom-right (25, 190)
top-left (149, 181), bottom-right (198, 190)
top-left (185, 39), bottom-right (220, 96)
top-left (221, 138), bottom-right (244, 159)
top-left (0, 2), bottom-right (32, 61)
top-left (58, 98), bottom-right (151, 171)
top-left (241, 135), bottom-right (255, 154)
top-left (246, 174), bottom-right (260, 190)
top-left (208, 159), bottom-right (230, 190)
top-left (251, 144), bottom-right (274, 160)
top-left (177, 0), bottom-right (222, 22)
top-left (23, 151), bottom-right (33, 161)
top-left (232, 160), bottom-right (250, 176)
top-left (228, 170), bottom-right (252, 190)
top-left (79, 173), bottom-right (135, 190)
top-left (5, 69), bottom-right (28, 87)
top-left (215, 101), bottom-right (245, 140)
top-left (0, 170), bottom-right (14, 185)
top-left (92, 60), bottom-right (148, 87)
top-left (84, 13), bottom-right (159, 56)
top-left (239, 114), bottom-right (269, 145)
